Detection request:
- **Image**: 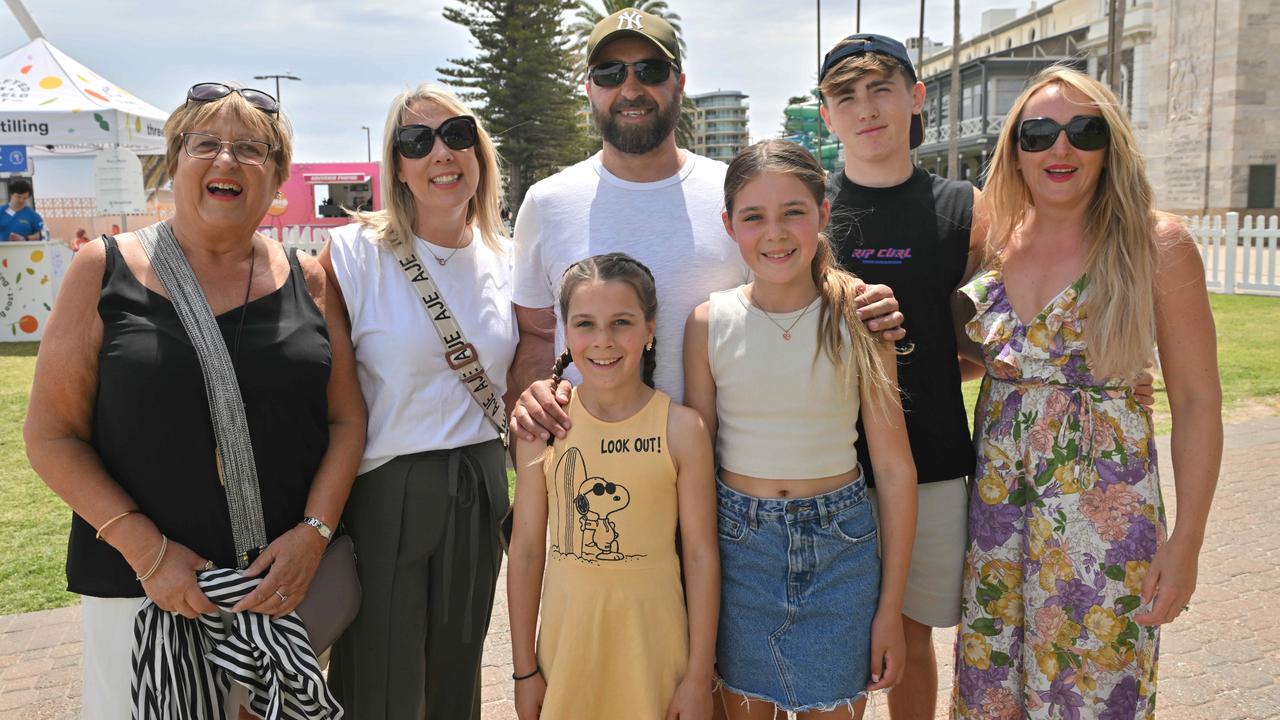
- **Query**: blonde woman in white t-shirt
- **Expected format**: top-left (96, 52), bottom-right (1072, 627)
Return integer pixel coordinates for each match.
top-left (320, 83), bottom-right (517, 719)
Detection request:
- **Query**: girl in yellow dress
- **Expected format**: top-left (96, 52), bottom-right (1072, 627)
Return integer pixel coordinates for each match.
top-left (507, 253), bottom-right (719, 719)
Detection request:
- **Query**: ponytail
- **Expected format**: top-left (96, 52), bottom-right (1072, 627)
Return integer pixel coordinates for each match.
top-left (812, 233), bottom-right (900, 412)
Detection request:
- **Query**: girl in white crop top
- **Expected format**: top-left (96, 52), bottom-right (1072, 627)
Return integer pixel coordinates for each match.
top-left (684, 140), bottom-right (918, 718)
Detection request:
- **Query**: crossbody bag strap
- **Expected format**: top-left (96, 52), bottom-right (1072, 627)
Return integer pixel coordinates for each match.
top-left (137, 222), bottom-right (269, 568)
top-left (389, 238), bottom-right (509, 447)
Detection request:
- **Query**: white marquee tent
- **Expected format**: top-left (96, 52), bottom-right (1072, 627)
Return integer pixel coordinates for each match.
top-left (0, 37), bottom-right (167, 152)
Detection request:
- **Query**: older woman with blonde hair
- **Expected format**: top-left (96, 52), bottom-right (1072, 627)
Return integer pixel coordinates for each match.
top-left (322, 83), bottom-right (515, 718)
top-left (24, 83), bottom-right (366, 718)
top-left (951, 66), bottom-right (1221, 718)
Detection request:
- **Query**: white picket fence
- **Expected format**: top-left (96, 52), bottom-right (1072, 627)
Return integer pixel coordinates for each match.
top-left (258, 216), bottom-right (1279, 296)
top-left (1185, 212), bottom-right (1280, 296)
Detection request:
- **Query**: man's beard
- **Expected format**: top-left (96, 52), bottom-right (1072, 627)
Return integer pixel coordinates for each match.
top-left (594, 89), bottom-right (682, 155)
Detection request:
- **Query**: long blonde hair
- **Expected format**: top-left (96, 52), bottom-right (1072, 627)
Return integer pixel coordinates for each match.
top-left (350, 83), bottom-right (506, 253)
top-left (724, 139), bottom-right (898, 410)
top-left (983, 66), bottom-right (1156, 378)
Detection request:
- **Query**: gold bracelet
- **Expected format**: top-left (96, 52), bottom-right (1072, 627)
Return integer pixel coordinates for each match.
top-left (95, 509), bottom-right (139, 541)
top-left (136, 535), bottom-right (168, 582)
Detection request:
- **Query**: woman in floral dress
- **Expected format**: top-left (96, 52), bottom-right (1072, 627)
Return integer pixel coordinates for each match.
top-left (951, 67), bottom-right (1222, 719)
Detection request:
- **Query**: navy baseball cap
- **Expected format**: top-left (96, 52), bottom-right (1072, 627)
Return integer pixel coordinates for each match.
top-left (820, 34), bottom-right (923, 149)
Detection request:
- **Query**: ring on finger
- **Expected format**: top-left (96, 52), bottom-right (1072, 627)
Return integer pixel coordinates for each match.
top-left (275, 589), bottom-right (289, 602)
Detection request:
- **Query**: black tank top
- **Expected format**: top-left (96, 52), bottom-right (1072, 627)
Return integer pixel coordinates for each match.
top-left (828, 167), bottom-right (976, 486)
top-left (67, 236), bottom-right (331, 597)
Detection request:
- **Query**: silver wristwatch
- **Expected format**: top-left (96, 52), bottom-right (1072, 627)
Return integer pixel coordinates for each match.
top-left (300, 516), bottom-right (333, 541)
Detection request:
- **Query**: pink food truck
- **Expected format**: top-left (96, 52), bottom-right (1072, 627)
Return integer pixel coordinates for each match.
top-left (261, 161), bottom-right (381, 234)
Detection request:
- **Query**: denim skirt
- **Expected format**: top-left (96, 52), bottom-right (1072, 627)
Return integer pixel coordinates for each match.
top-left (715, 473), bottom-right (880, 712)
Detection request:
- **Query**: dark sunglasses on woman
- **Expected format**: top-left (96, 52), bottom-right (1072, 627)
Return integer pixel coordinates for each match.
top-left (186, 83), bottom-right (279, 114)
top-left (395, 116), bottom-right (478, 158)
top-left (1016, 115), bottom-right (1109, 153)
top-left (588, 60), bottom-right (676, 88)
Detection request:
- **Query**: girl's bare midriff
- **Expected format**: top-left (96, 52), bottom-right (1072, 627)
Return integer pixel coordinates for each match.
top-left (720, 467), bottom-right (860, 499)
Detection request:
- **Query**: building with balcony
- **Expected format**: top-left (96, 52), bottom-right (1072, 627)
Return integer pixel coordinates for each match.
top-left (690, 90), bottom-right (749, 163)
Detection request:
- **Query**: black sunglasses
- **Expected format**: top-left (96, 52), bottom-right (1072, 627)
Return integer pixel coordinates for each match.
top-left (588, 60), bottom-right (676, 88)
top-left (395, 116), bottom-right (478, 158)
top-left (1016, 115), bottom-right (1109, 153)
top-left (186, 83), bottom-right (279, 114)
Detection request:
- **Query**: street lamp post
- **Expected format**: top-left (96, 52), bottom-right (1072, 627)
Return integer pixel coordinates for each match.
top-left (252, 73), bottom-right (301, 105)
top-left (815, 0), bottom-right (822, 170)
top-left (361, 126), bottom-right (371, 163)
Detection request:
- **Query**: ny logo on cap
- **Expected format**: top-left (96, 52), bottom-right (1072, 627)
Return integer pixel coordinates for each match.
top-left (617, 10), bottom-right (644, 30)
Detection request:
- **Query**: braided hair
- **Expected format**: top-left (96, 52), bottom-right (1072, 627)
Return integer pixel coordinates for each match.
top-left (551, 252), bottom-right (659, 394)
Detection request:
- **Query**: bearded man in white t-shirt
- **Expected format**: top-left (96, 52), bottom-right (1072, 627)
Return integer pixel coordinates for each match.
top-left (508, 7), bottom-right (904, 441)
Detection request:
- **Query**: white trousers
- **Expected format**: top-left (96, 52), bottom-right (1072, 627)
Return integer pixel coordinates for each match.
top-left (80, 596), bottom-right (248, 720)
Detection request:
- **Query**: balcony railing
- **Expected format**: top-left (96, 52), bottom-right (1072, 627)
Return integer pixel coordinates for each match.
top-left (921, 115), bottom-right (1011, 146)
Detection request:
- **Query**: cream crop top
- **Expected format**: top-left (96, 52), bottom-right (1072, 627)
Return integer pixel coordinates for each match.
top-left (708, 286), bottom-right (860, 479)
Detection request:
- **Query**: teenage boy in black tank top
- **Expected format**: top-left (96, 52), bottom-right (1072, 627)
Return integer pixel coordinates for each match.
top-left (818, 35), bottom-right (985, 720)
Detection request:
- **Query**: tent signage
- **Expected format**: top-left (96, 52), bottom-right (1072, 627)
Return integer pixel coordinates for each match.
top-left (94, 146), bottom-right (146, 215)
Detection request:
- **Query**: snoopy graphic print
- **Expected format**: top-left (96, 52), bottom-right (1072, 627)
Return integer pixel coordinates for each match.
top-left (550, 447), bottom-right (644, 562)
top-left (536, 389), bottom-right (690, 719)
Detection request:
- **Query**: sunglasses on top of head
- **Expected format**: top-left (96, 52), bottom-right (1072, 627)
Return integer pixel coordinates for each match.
top-left (186, 82), bottom-right (279, 114)
top-left (588, 60), bottom-right (677, 88)
top-left (395, 116), bottom-right (478, 159)
top-left (1016, 115), bottom-right (1110, 153)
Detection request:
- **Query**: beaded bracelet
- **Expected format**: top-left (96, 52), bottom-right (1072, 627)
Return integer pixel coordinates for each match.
top-left (136, 535), bottom-right (168, 582)
top-left (512, 666), bottom-right (542, 681)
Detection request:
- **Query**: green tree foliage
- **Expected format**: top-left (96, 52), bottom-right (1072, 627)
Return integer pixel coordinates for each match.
top-left (439, 0), bottom-right (591, 210)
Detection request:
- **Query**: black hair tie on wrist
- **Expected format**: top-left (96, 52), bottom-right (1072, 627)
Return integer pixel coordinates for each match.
top-left (512, 666), bottom-right (542, 681)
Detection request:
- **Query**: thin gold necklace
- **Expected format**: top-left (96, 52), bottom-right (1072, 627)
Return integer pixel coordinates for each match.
top-left (421, 225), bottom-right (469, 266)
top-left (738, 290), bottom-right (814, 341)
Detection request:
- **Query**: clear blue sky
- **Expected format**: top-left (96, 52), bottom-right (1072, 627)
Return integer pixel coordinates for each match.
top-left (2, 0), bottom-right (1018, 163)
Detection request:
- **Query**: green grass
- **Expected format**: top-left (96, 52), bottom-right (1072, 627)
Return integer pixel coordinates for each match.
top-left (960, 294), bottom-right (1280, 434)
top-left (0, 343), bottom-right (76, 615)
top-left (1, 293), bottom-right (1276, 614)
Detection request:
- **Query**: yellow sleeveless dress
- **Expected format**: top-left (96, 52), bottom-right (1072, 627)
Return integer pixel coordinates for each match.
top-left (537, 389), bottom-right (689, 719)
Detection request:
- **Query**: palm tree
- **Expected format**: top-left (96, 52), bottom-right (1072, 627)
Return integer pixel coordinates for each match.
top-left (568, 0), bottom-right (696, 148)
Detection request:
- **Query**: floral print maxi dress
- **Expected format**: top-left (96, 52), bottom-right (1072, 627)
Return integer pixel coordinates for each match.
top-left (953, 269), bottom-right (1165, 720)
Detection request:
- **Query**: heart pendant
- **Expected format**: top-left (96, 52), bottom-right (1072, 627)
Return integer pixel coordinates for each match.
top-left (782, 331), bottom-right (791, 341)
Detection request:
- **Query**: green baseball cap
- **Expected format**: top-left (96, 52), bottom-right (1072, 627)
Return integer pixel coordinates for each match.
top-left (587, 8), bottom-right (681, 68)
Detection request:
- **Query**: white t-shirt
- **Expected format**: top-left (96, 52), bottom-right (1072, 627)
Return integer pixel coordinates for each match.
top-left (512, 150), bottom-right (750, 401)
top-left (329, 223), bottom-right (518, 474)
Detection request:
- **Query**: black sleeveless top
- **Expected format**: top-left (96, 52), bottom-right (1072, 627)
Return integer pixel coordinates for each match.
top-left (67, 236), bottom-right (331, 598)
top-left (828, 167), bottom-right (976, 486)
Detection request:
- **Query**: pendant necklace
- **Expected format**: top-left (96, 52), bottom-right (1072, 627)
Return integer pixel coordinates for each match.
top-left (422, 225), bottom-right (469, 266)
top-left (739, 291), bottom-right (814, 341)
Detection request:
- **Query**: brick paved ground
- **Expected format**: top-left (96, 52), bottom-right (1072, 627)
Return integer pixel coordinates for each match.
top-left (4, 416), bottom-right (1277, 719)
